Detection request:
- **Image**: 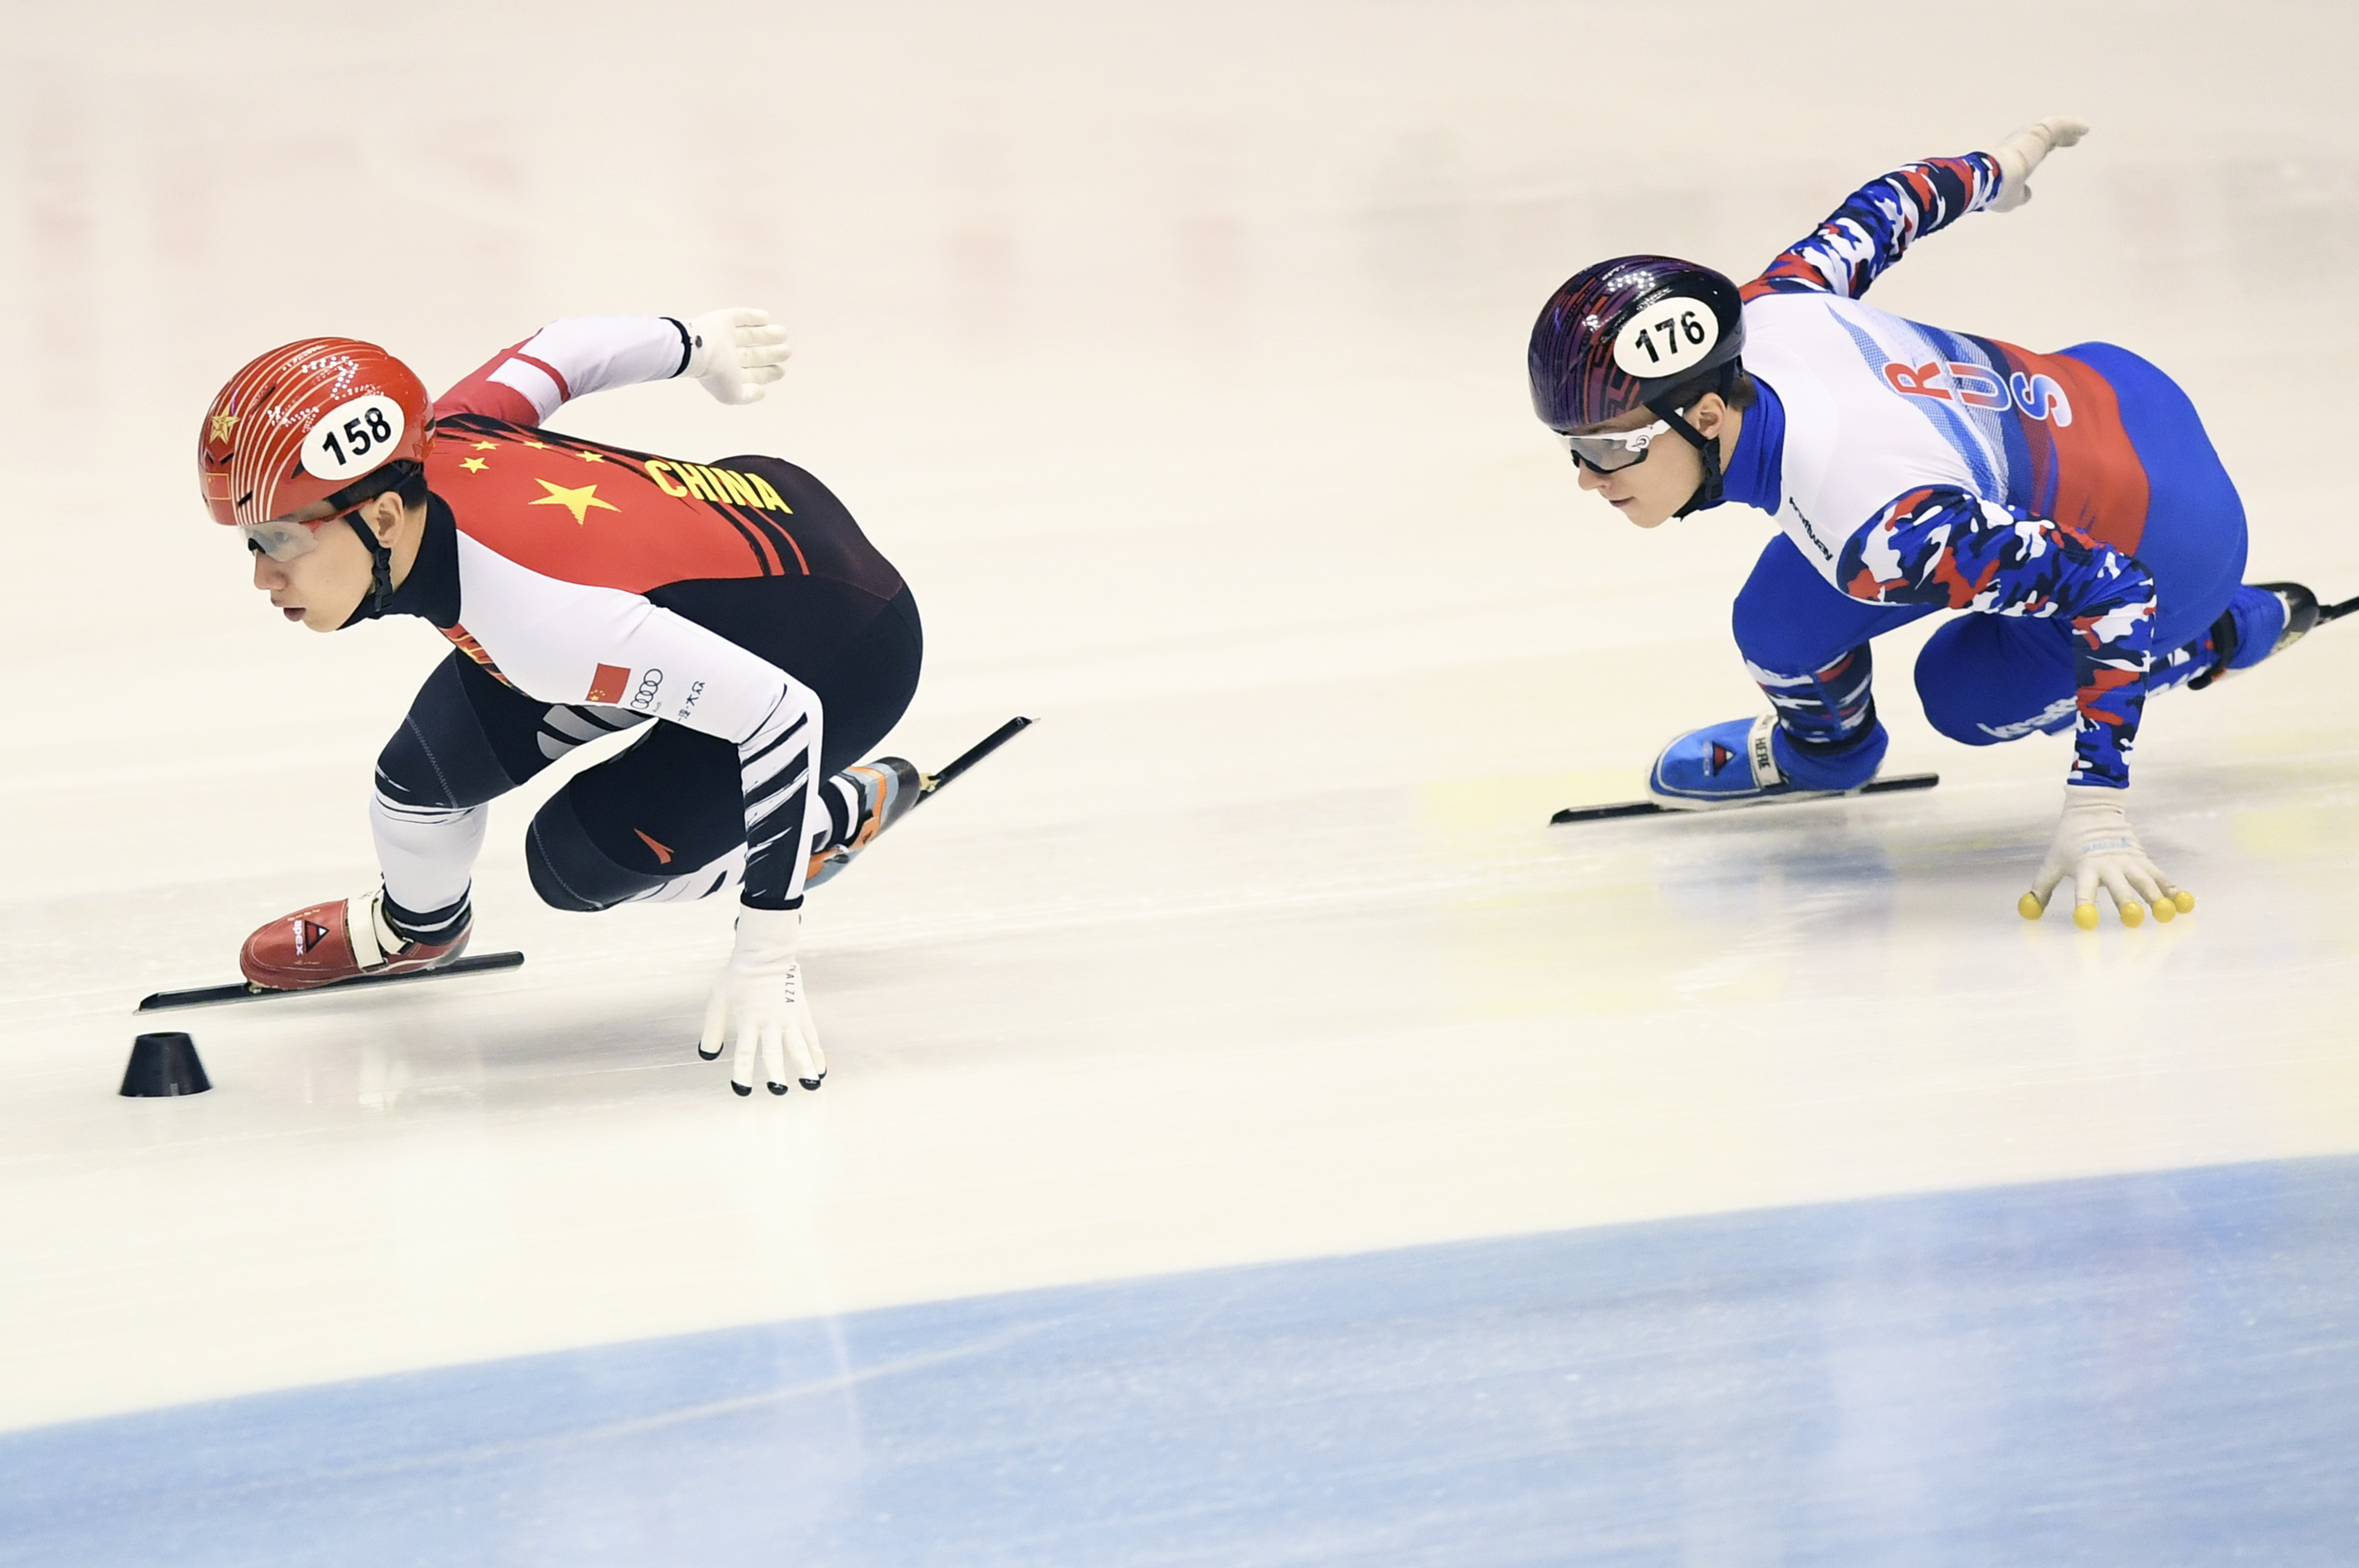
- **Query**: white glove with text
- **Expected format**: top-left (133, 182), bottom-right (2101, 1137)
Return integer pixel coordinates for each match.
top-left (2020, 785), bottom-right (2195, 929)
top-left (700, 906), bottom-right (827, 1096)
top-left (682, 306), bottom-right (791, 405)
top-left (1988, 117), bottom-right (2090, 212)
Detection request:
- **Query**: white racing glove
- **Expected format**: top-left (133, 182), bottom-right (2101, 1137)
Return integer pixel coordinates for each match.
top-left (681, 306), bottom-right (791, 405)
top-left (1987, 116), bottom-right (2090, 212)
top-left (2020, 785), bottom-right (2196, 930)
top-left (699, 906), bottom-right (827, 1096)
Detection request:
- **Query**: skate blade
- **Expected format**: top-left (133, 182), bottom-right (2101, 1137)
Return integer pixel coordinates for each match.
top-left (137, 951), bottom-right (526, 1012)
top-left (1551, 772), bottom-right (1940, 826)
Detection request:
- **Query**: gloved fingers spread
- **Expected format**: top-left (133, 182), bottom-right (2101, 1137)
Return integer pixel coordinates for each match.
top-left (730, 1023), bottom-right (760, 1093)
top-left (759, 1024), bottom-right (789, 1096)
top-left (2029, 854), bottom-right (2069, 905)
top-left (785, 1020), bottom-right (824, 1089)
top-left (2097, 867), bottom-right (2145, 926)
top-left (698, 991), bottom-right (729, 1061)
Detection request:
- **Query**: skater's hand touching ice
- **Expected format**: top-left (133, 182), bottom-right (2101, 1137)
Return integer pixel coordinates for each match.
top-left (1988, 117), bottom-right (2089, 212)
top-left (700, 907), bottom-right (827, 1096)
top-left (683, 306), bottom-right (791, 405)
top-left (2020, 786), bottom-right (2194, 929)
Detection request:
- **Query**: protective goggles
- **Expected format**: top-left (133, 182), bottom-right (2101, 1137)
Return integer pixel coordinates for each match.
top-left (238, 516), bottom-right (328, 561)
top-left (1556, 418), bottom-right (1672, 474)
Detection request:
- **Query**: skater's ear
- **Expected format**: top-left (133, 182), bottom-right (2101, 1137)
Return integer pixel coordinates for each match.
top-left (353, 488), bottom-right (415, 547)
top-left (1682, 393), bottom-right (1731, 441)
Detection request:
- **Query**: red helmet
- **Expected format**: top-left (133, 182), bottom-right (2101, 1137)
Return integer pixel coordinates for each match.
top-left (199, 339), bottom-right (432, 530)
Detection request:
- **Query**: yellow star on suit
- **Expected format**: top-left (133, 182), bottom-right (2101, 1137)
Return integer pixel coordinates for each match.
top-left (529, 478), bottom-right (619, 525)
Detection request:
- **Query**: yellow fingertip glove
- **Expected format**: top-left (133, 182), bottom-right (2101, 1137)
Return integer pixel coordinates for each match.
top-left (2150, 898), bottom-right (2175, 924)
top-left (2018, 892), bottom-right (2044, 921)
top-left (2073, 902), bottom-right (2101, 931)
top-left (2120, 901), bottom-right (2145, 928)
top-left (2174, 890), bottom-right (2196, 913)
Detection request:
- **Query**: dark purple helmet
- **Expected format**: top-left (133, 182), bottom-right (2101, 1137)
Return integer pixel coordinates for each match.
top-left (1527, 255), bottom-right (1745, 432)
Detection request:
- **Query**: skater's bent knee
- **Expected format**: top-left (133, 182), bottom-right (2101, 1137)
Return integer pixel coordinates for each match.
top-left (1914, 618), bottom-right (2076, 746)
top-left (526, 822), bottom-right (618, 911)
top-left (525, 800), bottom-right (642, 912)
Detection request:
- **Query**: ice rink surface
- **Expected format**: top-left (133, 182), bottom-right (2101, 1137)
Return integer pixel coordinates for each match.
top-left (5, 2), bottom-right (2359, 1561)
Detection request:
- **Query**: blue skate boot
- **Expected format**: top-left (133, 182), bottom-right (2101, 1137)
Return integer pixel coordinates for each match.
top-left (2188, 583), bottom-right (2329, 689)
top-left (1648, 714), bottom-right (1890, 810)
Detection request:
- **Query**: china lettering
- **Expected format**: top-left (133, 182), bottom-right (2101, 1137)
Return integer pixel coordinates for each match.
top-left (1882, 360), bottom-right (2073, 426)
top-left (628, 669), bottom-right (666, 710)
top-left (643, 461), bottom-right (793, 512)
top-left (674, 681), bottom-right (705, 720)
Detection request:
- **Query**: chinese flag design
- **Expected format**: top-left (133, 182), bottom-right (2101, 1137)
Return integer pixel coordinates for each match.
top-left (585, 663), bottom-right (631, 705)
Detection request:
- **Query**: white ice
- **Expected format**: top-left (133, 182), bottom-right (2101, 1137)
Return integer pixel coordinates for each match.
top-left (3, 0), bottom-right (2357, 1438)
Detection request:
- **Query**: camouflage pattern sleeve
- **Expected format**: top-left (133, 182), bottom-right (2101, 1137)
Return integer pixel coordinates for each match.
top-left (1837, 487), bottom-right (2157, 788)
top-left (1742, 155), bottom-right (2004, 302)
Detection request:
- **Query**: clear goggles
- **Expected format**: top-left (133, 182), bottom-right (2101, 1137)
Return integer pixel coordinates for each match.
top-left (238, 516), bottom-right (329, 562)
top-left (1556, 417), bottom-right (1672, 474)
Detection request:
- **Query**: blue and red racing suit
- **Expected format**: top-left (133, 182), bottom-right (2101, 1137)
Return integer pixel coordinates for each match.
top-left (1718, 154), bottom-right (2248, 790)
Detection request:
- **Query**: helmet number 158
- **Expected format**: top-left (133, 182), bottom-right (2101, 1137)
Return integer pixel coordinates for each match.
top-left (320, 409), bottom-right (395, 467)
top-left (300, 393), bottom-right (411, 483)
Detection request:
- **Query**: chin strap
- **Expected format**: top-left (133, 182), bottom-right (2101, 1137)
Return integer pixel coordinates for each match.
top-left (337, 512), bottom-right (397, 628)
top-left (1650, 362), bottom-right (1738, 519)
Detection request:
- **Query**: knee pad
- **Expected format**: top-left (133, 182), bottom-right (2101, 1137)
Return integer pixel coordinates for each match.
top-left (525, 792), bottom-right (667, 912)
top-left (1733, 594), bottom-right (1837, 678)
top-left (374, 681), bottom-right (515, 811)
top-left (1914, 616), bottom-right (2076, 745)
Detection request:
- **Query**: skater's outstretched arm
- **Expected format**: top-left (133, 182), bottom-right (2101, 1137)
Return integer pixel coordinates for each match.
top-left (1743, 118), bottom-right (2087, 301)
top-left (1839, 484), bottom-right (2154, 790)
top-left (1837, 485), bottom-right (2188, 926)
top-left (432, 309), bottom-right (791, 424)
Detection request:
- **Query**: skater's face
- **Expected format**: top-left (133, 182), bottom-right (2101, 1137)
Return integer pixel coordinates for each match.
top-left (247, 491), bottom-right (415, 632)
top-left (1571, 396), bottom-right (1736, 529)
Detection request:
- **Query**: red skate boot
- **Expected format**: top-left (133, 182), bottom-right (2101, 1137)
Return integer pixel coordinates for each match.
top-left (239, 890), bottom-right (472, 991)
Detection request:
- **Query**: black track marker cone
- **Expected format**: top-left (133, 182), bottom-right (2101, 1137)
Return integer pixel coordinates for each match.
top-left (121, 1032), bottom-right (212, 1097)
